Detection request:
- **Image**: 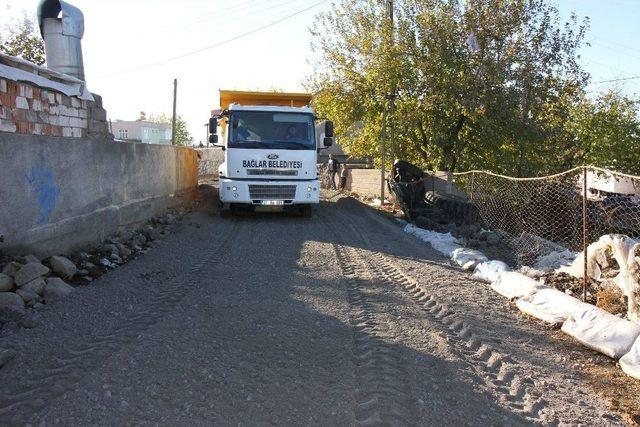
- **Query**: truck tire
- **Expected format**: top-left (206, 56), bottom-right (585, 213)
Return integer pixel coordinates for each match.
top-left (221, 204), bottom-right (234, 218)
top-left (301, 205), bottom-right (313, 218)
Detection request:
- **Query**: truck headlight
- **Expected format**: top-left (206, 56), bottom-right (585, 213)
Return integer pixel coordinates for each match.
top-left (307, 187), bottom-right (312, 192)
top-left (232, 186), bottom-right (238, 191)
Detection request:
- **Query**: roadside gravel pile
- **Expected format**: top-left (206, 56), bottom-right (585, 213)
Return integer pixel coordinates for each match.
top-left (0, 208), bottom-right (190, 358)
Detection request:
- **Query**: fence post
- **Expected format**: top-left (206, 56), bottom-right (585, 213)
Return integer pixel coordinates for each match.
top-left (583, 167), bottom-right (589, 302)
top-left (470, 172), bottom-right (475, 202)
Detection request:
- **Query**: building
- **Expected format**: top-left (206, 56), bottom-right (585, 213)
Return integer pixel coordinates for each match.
top-left (111, 120), bottom-right (172, 145)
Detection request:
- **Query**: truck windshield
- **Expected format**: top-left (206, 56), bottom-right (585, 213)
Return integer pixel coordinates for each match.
top-left (228, 111), bottom-right (315, 150)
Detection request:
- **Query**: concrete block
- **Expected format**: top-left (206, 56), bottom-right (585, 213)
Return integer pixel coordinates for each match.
top-left (25, 110), bottom-right (38, 123)
top-left (55, 93), bottom-right (62, 104)
top-left (33, 123), bottom-right (43, 135)
top-left (31, 99), bottom-right (43, 112)
top-left (59, 116), bottom-right (70, 127)
top-left (78, 109), bottom-right (88, 119)
top-left (71, 127), bottom-right (83, 138)
top-left (62, 127), bottom-right (73, 137)
top-left (16, 96), bottom-right (29, 109)
top-left (49, 105), bottom-right (59, 116)
top-left (0, 79), bottom-right (6, 93)
top-left (49, 116), bottom-right (59, 126)
top-left (90, 108), bottom-right (107, 121)
top-left (0, 119), bottom-right (17, 133)
top-left (71, 97), bottom-right (81, 108)
top-left (48, 93), bottom-right (55, 104)
top-left (0, 106), bottom-right (8, 120)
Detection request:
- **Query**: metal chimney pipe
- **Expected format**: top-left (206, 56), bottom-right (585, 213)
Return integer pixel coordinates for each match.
top-left (37, 0), bottom-right (85, 81)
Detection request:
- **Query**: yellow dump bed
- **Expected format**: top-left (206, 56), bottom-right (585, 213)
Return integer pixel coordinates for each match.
top-left (219, 90), bottom-right (312, 109)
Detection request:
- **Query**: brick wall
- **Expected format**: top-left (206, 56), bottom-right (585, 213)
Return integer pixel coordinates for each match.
top-left (0, 78), bottom-right (109, 139)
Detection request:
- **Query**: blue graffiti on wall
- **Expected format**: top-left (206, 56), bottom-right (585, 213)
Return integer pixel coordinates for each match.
top-left (25, 154), bottom-right (60, 224)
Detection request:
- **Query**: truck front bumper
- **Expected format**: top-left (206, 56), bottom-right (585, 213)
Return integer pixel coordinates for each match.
top-left (219, 179), bottom-right (320, 205)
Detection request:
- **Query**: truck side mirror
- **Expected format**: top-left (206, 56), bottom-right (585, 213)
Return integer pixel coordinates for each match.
top-left (323, 137), bottom-right (334, 147)
top-left (325, 121), bottom-right (334, 138)
top-left (209, 117), bottom-right (218, 134)
top-left (209, 134), bottom-right (218, 144)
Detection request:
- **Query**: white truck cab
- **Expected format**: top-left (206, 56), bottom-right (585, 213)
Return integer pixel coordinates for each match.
top-left (209, 91), bottom-right (333, 217)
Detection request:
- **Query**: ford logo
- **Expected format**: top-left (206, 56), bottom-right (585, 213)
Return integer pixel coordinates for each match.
top-left (267, 154), bottom-right (279, 160)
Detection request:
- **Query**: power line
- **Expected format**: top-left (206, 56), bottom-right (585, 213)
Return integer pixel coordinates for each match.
top-left (100, 0), bottom-right (328, 78)
top-left (591, 75), bottom-right (640, 84)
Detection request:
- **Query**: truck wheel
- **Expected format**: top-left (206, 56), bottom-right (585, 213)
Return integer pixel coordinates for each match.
top-left (221, 204), bottom-right (234, 218)
top-left (301, 205), bottom-right (313, 218)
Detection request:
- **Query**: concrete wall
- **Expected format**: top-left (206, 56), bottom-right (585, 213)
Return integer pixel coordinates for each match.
top-left (345, 169), bottom-right (457, 199)
top-left (196, 148), bottom-right (225, 179)
top-left (0, 134), bottom-right (198, 257)
top-left (344, 169), bottom-right (384, 198)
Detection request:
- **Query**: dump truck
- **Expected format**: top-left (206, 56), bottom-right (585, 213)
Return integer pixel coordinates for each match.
top-left (208, 90), bottom-right (334, 217)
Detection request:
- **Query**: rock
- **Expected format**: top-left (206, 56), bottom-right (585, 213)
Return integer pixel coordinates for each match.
top-left (103, 244), bottom-right (119, 256)
top-left (77, 269), bottom-right (89, 276)
top-left (16, 289), bottom-right (42, 305)
top-left (20, 278), bottom-right (46, 295)
top-left (19, 317), bottom-right (38, 329)
top-left (78, 251), bottom-right (91, 261)
top-left (0, 293), bottom-right (25, 318)
top-left (44, 278), bottom-right (74, 304)
top-left (0, 349), bottom-right (17, 368)
top-left (1, 262), bottom-right (21, 277)
top-left (119, 246), bottom-right (132, 258)
top-left (0, 274), bottom-right (14, 292)
top-left (145, 227), bottom-right (161, 241)
top-left (110, 254), bottom-right (122, 264)
top-left (166, 213), bottom-right (177, 224)
top-left (478, 230), bottom-right (501, 245)
top-left (14, 263), bottom-right (50, 287)
top-left (50, 256), bottom-right (77, 279)
top-left (118, 230), bottom-right (134, 241)
top-left (23, 254), bottom-right (40, 264)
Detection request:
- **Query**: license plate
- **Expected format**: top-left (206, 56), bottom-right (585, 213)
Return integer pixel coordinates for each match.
top-left (261, 200), bottom-right (284, 206)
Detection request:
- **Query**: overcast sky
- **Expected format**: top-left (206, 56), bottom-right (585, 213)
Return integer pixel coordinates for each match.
top-left (1, 0), bottom-right (639, 144)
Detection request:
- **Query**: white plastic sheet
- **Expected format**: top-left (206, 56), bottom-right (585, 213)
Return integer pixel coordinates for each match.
top-left (403, 224), bottom-right (462, 257)
top-left (490, 271), bottom-right (546, 300)
top-left (516, 288), bottom-right (587, 324)
top-left (451, 248), bottom-right (488, 271)
top-left (561, 304), bottom-right (640, 359)
top-left (558, 234), bottom-right (640, 323)
top-left (473, 260), bottom-right (509, 283)
top-left (619, 336), bottom-right (640, 380)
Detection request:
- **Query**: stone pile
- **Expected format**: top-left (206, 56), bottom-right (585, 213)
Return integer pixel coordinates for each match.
top-left (0, 210), bottom-right (186, 333)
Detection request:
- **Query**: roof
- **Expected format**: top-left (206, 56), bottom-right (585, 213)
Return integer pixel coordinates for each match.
top-left (219, 90), bottom-right (312, 110)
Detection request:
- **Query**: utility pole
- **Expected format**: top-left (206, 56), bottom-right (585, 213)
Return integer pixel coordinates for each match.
top-left (204, 123), bottom-right (209, 147)
top-left (171, 78), bottom-right (178, 146)
top-left (387, 0), bottom-right (396, 168)
top-left (380, 103), bottom-right (387, 203)
top-left (381, 0), bottom-right (395, 204)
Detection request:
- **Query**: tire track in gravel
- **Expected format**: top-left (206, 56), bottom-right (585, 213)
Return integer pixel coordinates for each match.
top-left (0, 219), bottom-right (243, 424)
top-left (322, 214), bottom-right (419, 426)
top-left (331, 202), bottom-right (557, 424)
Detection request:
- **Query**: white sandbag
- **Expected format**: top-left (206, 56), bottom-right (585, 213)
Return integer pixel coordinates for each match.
top-left (619, 336), bottom-right (640, 380)
top-left (490, 271), bottom-right (546, 299)
top-left (473, 260), bottom-right (509, 282)
top-left (403, 224), bottom-right (462, 257)
top-left (533, 250), bottom-right (576, 272)
top-left (561, 304), bottom-right (640, 359)
top-left (516, 288), bottom-right (587, 324)
top-left (557, 234), bottom-right (615, 279)
top-left (451, 248), bottom-right (489, 271)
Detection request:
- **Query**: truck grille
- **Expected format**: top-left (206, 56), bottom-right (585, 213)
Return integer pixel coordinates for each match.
top-left (246, 169), bottom-right (298, 176)
top-left (249, 185), bottom-right (297, 200)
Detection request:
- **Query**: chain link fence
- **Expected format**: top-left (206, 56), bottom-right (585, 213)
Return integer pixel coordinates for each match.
top-left (453, 167), bottom-right (640, 268)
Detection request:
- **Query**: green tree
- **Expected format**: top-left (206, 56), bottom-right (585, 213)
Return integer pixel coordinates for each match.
top-left (0, 15), bottom-right (46, 65)
top-left (149, 114), bottom-right (194, 147)
top-left (569, 91), bottom-right (640, 175)
top-left (308, 0), bottom-right (589, 175)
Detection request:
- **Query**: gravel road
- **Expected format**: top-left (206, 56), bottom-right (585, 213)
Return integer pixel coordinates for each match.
top-left (0, 188), bottom-right (627, 425)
